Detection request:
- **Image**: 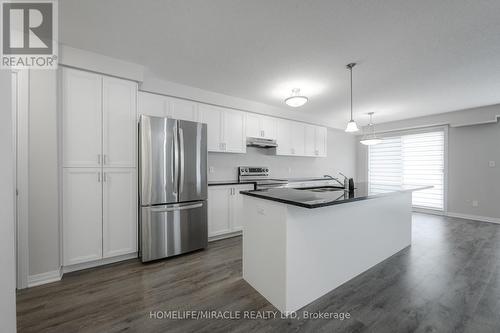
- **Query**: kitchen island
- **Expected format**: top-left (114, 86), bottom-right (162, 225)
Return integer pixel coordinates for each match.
top-left (240, 183), bottom-right (430, 313)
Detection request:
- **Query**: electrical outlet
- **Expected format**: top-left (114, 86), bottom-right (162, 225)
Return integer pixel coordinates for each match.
top-left (209, 166), bottom-right (215, 174)
top-left (489, 161), bottom-right (496, 168)
top-left (472, 200), bottom-right (479, 207)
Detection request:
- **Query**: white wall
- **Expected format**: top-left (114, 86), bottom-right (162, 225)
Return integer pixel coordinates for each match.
top-left (28, 70), bottom-right (60, 276)
top-left (0, 70), bottom-right (17, 332)
top-left (208, 129), bottom-right (357, 181)
top-left (448, 122), bottom-right (500, 219)
top-left (356, 106), bottom-right (500, 221)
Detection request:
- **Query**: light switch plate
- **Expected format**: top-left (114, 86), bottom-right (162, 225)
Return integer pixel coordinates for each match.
top-left (489, 161), bottom-right (496, 168)
top-left (209, 166), bottom-right (215, 174)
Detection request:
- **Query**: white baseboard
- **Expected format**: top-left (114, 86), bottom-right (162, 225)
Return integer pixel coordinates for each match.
top-left (446, 212), bottom-right (500, 224)
top-left (209, 231), bottom-right (242, 242)
top-left (28, 267), bottom-right (63, 287)
top-left (62, 252), bottom-right (138, 274)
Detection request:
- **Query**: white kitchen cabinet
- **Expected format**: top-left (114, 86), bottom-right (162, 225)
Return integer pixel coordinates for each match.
top-left (208, 186), bottom-right (232, 237)
top-left (223, 110), bottom-right (246, 153)
top-left (199, 104), bottom-right (246, 153)
top-left (62, 68), bottom-right (102, 167)
top-left (208, 184), bottom-right (254, 238)
top-left (63, 168), bottom-right (103, 265)
top-left (167, 97), bottom-right (199, 121)
top-left (62, 68), bottom-right (137, 168)
top-left (62, 68), bottom-right (138, 268)
top-left (138, 91), bottom-right (168, 117)
top-left (199, 104), bottom-right (223, 151)
top-left (63, 167), bottom-right (137, 266)
top-left (246, 113), bottom-right (276, 140)
top-left (304, 125), bottom-right (327, 157)
top-left (102, 77), bottom-right (137, 167)
top-left (102, 168), bottom-right (137, 258)
top-left (276, 119), bottom-right (305, 156)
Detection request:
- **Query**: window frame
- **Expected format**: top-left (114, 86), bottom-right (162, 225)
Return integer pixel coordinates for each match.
top-left (366, 125), bottom-right (448, 214)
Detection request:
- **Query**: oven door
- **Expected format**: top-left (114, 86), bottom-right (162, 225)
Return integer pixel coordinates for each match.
top-left (140, 201), bottom-right (207, 262)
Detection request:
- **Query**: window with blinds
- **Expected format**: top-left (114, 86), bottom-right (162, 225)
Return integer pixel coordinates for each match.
top-left (368, 130), bottom-right (445, 210)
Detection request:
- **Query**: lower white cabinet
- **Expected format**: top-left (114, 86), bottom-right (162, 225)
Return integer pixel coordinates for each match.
top-left (208, 184), bottom-right (254, 238)
top-left (63, 168), bottom-right (103, 265)
top-left (63, 167), bottom-right (137, 266)
top-left (102, 168), bottom-right (137, 258)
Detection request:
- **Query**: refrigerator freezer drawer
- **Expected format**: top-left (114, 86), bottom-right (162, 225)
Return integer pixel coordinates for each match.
top-left (140, 201), bottom-right (208, 262)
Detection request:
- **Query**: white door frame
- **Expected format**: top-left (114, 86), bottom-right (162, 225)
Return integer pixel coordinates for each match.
top-left (13, 70), bottom-right (29, 289)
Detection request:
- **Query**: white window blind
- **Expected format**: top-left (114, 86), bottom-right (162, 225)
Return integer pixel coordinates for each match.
top-left (368, 130), bottom-right (445, 210)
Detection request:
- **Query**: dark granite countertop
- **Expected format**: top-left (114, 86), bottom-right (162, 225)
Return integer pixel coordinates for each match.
top-left (208, 180), bottom-right (257, 188)
top-left (240, 182), bottom-right (432, 209)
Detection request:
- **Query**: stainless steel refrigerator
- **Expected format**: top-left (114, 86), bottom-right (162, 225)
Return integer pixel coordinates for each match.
top-left (139, 115), bottom-right (208, 262)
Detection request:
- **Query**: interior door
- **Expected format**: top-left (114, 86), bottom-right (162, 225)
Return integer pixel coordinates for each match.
top-left (62, 68), bottom-right (102, 167)
top-left (139, 116), bottom-right (178, 205)
top-left (63, 168), bottom-right (103, 265)
top-left (223, 110), bottom-right (246, 153)
top-left (102, 76), bottom-right (137, 167)
top-left (177, 120), bottom-right (207, 202)
top-left (102, 168), bottom-right (137, 258)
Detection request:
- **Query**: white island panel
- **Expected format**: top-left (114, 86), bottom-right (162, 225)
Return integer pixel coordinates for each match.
top-left (242, 192), bottom-right (412, 313)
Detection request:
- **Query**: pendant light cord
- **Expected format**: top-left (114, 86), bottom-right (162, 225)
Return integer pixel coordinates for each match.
top-left (350, 67), bottom-right (353, 121)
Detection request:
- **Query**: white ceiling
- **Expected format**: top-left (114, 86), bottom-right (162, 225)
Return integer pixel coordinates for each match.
top-left (59, 0), bottom-right (500, 128)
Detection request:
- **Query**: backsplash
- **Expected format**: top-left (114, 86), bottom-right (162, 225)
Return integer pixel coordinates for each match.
top-left (207, 129), bottom-right (357, 181)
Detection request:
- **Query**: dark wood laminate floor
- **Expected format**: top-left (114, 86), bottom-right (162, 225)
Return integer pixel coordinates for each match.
top-left (17, 213), bottom-right (500, 333)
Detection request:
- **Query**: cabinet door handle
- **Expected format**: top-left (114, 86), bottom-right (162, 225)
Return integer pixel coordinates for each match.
top-left (97, 154), bottom-right (101, 165)
top-left (97, 172), bottom-right (101, 183)
top-left (103, 154), bottom-right (107, 165)
top-left (103, 172), bottom-right (107, 182)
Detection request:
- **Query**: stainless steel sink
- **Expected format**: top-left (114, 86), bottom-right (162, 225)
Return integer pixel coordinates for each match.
top-left (295, 186), bottom-right (345, 193)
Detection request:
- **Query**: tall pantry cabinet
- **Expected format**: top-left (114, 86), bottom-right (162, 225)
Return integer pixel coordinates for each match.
top-left (62, 67), bottom-right (138, 267)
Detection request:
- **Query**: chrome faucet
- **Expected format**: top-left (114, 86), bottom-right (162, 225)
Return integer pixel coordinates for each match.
top-left (323, 174), bottom-right (345, 187)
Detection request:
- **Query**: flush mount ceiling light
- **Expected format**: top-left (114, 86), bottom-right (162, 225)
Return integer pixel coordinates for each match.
top-left (284, 88), bottom-right (308, 107)
top-left (360, 112), bottom-right (383, 146)
top-left (345, 63), bottom-right (359, 133)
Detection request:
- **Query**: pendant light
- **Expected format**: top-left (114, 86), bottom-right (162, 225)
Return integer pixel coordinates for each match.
top-left (360, 112), bottom-right (383, 145)
top-left (345, 63), bottom-right (359, 132)
top-left (284, 88), bottom-right (308, 107)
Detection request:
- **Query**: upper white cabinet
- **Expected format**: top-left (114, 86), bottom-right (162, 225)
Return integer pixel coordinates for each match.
top-left (62, 69), bottom-right (102, 167)
top-left (102, 76), bottom-right (137, 167)
top-left (167, 97), bottom-right (199, 122)
top-left (138, 91), bottom-right (166, 117)
top-left (277, 119), bottom-right (326, 157)
top-left (223, 109), bottom-right (246, 153)
top-left (138, 92), bottom-right (199, 122)
top-left (276, 120), bottom-right (305, 156)
top-left (138, 91), bottom-right (327, 157)
top-left (63, 68), bottom-right (137, 168)
top-left (304, 125), bottom-right (327, 157)
top-left (246, 113), bottom-right (276, 140)
top-left (199, 104), bottom-right (246, 153)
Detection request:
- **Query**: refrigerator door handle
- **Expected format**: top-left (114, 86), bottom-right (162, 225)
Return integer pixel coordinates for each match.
top-left (150, 202), bottom-right (203, 213)
top-left (173, 122), bottom-right (179, 196)
top-left (179, 127), bottom-right (185, 194)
